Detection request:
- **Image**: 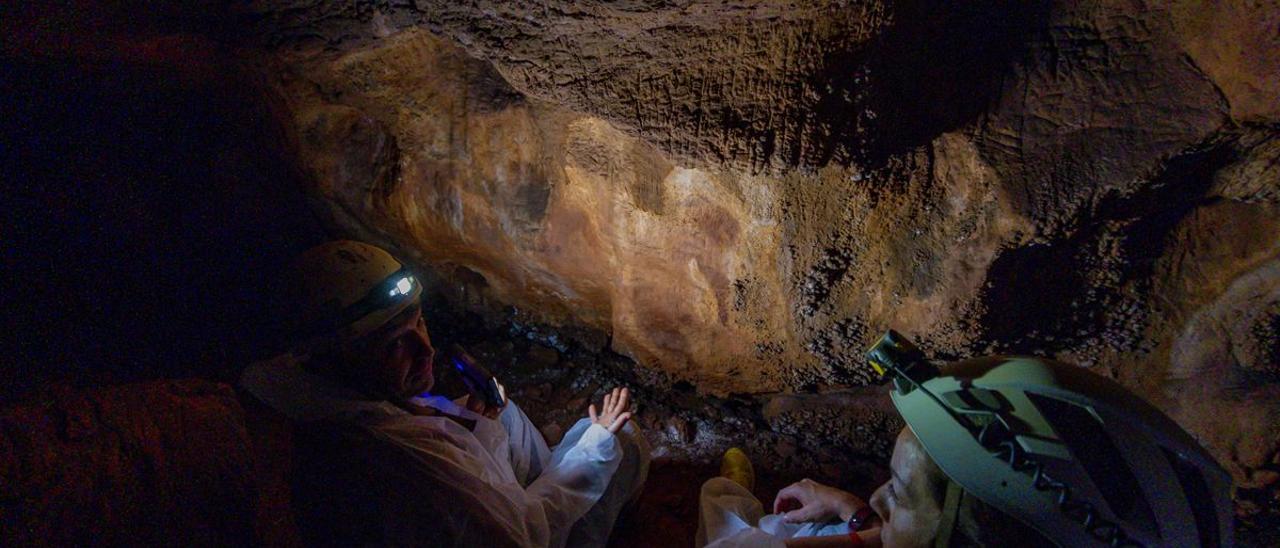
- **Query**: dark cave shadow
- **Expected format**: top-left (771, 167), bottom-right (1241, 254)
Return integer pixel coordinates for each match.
top-left (810, 0), bottom-right (1053, 169)
top-left (976, 140), bottom-right (1241, 353)
top-left (1, 54), bottom-right (325, 402)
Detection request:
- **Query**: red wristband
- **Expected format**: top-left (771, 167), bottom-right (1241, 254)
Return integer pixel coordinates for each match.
top-left (848, 529), bottom-right (866, 547)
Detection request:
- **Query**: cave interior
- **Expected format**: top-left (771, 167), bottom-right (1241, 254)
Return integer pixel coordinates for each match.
top-left (2, 1), bottom-right (1278, 546)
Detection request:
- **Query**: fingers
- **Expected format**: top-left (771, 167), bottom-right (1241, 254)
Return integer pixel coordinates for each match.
top-left (778, 489), bottom-right (821, 522)
top-left (600, 388), bottom-right (625, 412)
top-left (608, 411), bottom-right (632, 434)
top-left (608, 387), bottom-right (628, 415)
top-left (591, 387), bottom-right (634, 430)
top-left (615, 387), bottom-right (629, 414)
top-left (773, 484), bottom-right (802, 514)
top-left (773, 480), bottom-right (813, 514)
top-left (783, 505), bottom-right (820, 523)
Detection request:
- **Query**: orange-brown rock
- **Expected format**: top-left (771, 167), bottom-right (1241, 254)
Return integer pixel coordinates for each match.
top-left (0, 380), bottom-right (257, 546)
top-left (240, 0), bottom-right (1279, 520)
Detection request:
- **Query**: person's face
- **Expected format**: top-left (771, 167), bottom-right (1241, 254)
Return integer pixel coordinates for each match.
top-left (869, 427), bottom-right (944, 548)
top-left (348, 304), bottom-right (436, 399)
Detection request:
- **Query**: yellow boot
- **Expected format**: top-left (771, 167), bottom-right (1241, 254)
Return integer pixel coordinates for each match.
top-left (720, 447), bottom-right (755, 491)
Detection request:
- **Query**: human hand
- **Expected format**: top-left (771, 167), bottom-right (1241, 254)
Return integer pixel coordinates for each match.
top-left (773, 478), bottom-right (866, 523)
top-left (465, 380), bottom-right (507, 419)
top-left (588, 387), bottom-right (633, 434)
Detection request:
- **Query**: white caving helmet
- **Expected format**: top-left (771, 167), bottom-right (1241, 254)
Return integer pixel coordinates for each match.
top-left (866, 330), bottom-right (1233, 547)
top-left (284, 240), bottom-right (422, 347)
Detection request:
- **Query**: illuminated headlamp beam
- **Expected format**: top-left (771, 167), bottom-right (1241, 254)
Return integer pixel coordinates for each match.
top-left (389, 275), bottom-right (415, 297)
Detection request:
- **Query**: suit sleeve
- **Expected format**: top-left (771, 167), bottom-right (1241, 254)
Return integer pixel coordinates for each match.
top-left (366, 417), bottom-right (621, 548)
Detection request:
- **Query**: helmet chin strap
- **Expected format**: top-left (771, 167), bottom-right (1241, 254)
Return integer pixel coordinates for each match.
top-left (933, 479), bottom-right (963, 548)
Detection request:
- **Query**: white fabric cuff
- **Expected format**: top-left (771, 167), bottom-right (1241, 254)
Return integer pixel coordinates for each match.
top-left (577, 422), bottom-right (621, 462)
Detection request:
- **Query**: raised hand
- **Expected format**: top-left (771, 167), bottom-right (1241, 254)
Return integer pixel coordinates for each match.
top-left (588, 387), bottom-right (633, 434)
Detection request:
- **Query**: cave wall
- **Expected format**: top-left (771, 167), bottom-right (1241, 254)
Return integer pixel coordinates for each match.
top-left (0, 0), bottom-right (1274, 540)
top-left (1, 1), bottom-right (1274, 542)
top-left (236, 0), bottom-right (1280, 505)
top-left (232, 0), bottom-right (1280, 496)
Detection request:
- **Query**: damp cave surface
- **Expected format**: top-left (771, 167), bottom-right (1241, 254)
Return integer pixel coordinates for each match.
top-left (2, 1), bottom-right (1279, 546)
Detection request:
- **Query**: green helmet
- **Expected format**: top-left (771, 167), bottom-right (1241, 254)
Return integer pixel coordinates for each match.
top-left (284, 240), bottom-right (422, 344)
top-left (867, 331), bottom-right (1233, 547)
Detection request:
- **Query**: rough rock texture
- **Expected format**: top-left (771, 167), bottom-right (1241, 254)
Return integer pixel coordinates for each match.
top-left (234, 0), bottom-right (1278, 539)
top-left (0, 380), bottom-right (257, 546)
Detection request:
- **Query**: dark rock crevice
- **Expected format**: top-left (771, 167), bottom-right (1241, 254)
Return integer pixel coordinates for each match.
top-left (977, 135), bottom-right (1242, 359)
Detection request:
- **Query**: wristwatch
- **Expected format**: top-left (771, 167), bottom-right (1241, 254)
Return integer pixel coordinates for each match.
top-left (847, 505), bottom-right (875, 531)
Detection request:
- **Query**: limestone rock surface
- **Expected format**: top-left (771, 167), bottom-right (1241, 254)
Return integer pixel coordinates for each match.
top-left (239, 0), bottom-right (1280, 528)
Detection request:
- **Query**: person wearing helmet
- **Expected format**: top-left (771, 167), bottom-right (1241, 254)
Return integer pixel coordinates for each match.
top-left (241, 240), bottom-right (650, 547)
top-left (697, 331), bottom-right (1233, 547)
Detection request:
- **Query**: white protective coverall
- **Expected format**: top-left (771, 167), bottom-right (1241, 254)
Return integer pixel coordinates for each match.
top-left (242, 354), bottom-right (650, 548)
top-left (697, 477), bottom-right (852, 547)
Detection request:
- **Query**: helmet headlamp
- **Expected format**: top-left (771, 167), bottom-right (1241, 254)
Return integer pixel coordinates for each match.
top-left (866, 329), bottom-right (939, 395)
top-left (300, 267), bottom-right (419, 339)
top-left (390, 275), bottom-right (414, 297)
